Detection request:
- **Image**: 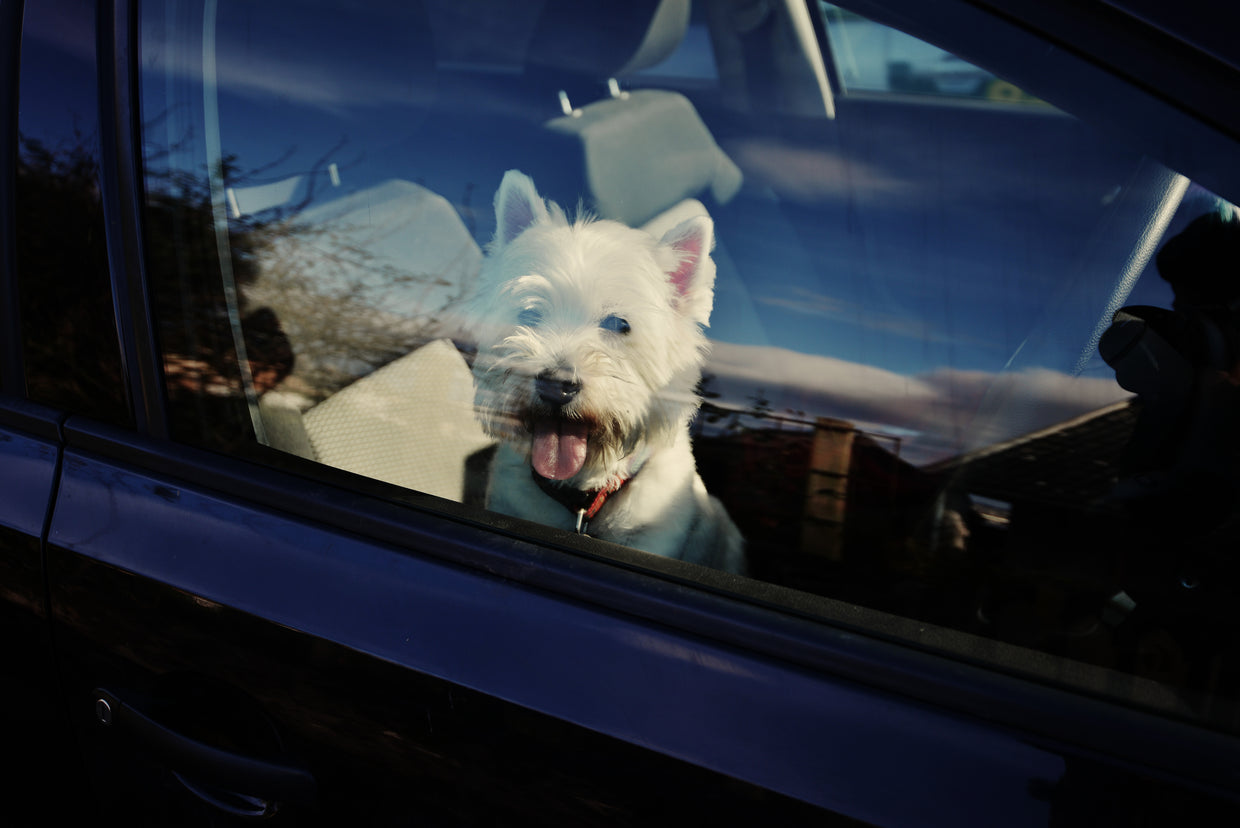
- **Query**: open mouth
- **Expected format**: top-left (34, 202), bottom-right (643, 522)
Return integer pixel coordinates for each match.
top-left (530, 414), bottom-right (590, 480)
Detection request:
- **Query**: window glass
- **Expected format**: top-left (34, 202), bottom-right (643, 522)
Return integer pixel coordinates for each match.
top-left (820, 2), bottom-right (1043, 103)
top-left (139, 0), bottom-right (1240, 733)
top-left (16, 0), bottom-right (131, 425)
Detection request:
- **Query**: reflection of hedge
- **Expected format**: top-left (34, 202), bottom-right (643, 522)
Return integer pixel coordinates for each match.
top-left (16, 135), bottom-right (131, 425)
top-left (142, 154), bottom-right (265, 449)
top-left (245, 219), bottom-right (453, 400)
top-left (142, 150), bottom-right (462, 448)
top-left (21, 124), bottom-right (464, 451)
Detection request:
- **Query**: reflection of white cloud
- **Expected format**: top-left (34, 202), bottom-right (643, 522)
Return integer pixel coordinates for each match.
top-left (210, 48), bottom-right (427, 113)
top-left (753, 286), bottom-right (991, 348)
top-left (143, 4), bottom-right (435, 115)
top-left (23, 0), bottom-right (96, 59)
top-left (726, 138), bottom-right (912, 203)
top-left (704, 341), bottom-right (1129, 464)
top-left (753, 290), bottom-right (850, 318)
top-left (916, 366), bottom-right (1134, 455)
top-left (707, 341), bottom-right (931, 409)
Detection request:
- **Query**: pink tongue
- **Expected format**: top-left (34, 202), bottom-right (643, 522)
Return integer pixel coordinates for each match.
top-left (532, 418), bottom-right (589, 480)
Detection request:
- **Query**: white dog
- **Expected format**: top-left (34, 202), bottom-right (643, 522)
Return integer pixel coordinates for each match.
top-left (467, 170), bottom-right (745, 574)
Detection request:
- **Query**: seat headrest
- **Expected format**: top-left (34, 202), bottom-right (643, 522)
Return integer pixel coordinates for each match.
top-left (545, 90), bottom-right (742, 227)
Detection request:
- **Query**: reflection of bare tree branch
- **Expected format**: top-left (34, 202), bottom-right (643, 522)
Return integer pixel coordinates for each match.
top-left (287, 136), bottom-right (354, 214)
top-left (140, 104), bottom-right (195, 168)
top-left (222, 136), bottom-right (363, 220)
top-left (143, 124), bottom-right (472, 442)
top-left (246, 208), bottom-right (465, 399)
top-left (230, 144), bottom-right (299, 184)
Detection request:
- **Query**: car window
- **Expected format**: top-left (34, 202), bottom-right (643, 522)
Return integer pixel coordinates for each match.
top-left (820, 2), bottom-right (1043, 103)
top-left (15, 0), bottom-right (132, 426)
top-left (137, 0), bottom-right (1240, 735)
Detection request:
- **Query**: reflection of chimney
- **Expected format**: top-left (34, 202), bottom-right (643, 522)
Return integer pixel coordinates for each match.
top-left (802, 417), bottom-right (855, 561)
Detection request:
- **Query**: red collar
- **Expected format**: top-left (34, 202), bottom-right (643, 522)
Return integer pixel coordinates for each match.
top-left (531, 471), bottom-right (634, 534)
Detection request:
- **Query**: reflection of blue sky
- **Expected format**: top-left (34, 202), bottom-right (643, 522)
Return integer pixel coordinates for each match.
top-left (712, 119), bottom-right (1184, 381)
top-left (201, 4), bottom-right (434, 115)
top-left (135, 2), bottom-right (1215, 462)
top-left (18, 0), bottom-right (99, 148)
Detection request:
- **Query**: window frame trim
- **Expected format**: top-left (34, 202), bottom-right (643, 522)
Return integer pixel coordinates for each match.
top-left (834, 0), bottom-right (1240, 206)
top-left (1, 0), bottom-right (24, 396)
top-left (97, 0), bottom-right (168, 438)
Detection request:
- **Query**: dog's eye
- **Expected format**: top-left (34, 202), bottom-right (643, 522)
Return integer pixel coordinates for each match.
top-left (600, 314), bottom-right (631, 335)
top-left (518, 308), bottom-right (542, 327)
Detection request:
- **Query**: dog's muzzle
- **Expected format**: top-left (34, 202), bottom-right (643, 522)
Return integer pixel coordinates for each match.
top-left (535, 370), bottom-right (581, 407)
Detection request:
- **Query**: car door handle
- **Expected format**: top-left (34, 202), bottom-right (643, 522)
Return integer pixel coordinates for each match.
top-left (94, 687), bottom-right (316, 818)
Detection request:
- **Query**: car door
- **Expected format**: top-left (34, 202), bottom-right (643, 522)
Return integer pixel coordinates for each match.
top-left (12, 4), bottom-right (903, 823)
top-left (12, 0), bottom-right (1240, 826)
top-left (0, 400), bottom-right (80, 828)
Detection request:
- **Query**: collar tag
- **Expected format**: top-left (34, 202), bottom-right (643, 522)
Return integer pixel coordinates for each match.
top-left (533, 453), bottom-right (646, 533)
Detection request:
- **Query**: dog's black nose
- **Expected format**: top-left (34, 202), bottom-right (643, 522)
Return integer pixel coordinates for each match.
top-left (535, 371), bottom-right (581, 407)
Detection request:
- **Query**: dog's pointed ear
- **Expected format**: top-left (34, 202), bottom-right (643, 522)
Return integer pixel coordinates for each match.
top-left (660, 215), bottom-right (717, 326)
top-left (494, 170), bottom-right (547, 247)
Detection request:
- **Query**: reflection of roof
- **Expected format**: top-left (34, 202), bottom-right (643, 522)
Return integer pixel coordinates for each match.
top-left (926, 401), bottom-right (1136, 508)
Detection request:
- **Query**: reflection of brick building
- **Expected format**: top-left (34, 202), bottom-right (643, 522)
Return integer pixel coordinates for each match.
top-left (921, 401), bottom-right (1142, 652)
top-left (693, 422), bottom-right (814, 580)
top-left (696, 401), bottom-right (1137, 613)
top-left (694, 416), bottom-right (940, 587)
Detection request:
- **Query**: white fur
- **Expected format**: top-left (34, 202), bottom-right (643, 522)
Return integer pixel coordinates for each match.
top-left (468, 170), bottom-right (745, 574)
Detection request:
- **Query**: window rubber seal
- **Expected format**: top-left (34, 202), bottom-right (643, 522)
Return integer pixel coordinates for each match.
top-left (97, 0), bottom-right (170, 439)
